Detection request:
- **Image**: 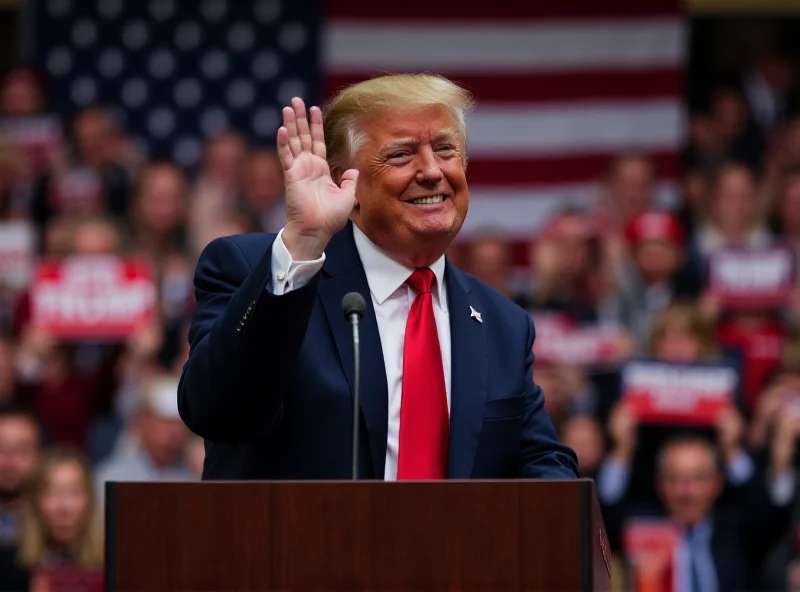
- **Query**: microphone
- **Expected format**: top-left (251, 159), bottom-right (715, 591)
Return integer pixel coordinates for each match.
top-left (342, 292), bottom-right (366, 480)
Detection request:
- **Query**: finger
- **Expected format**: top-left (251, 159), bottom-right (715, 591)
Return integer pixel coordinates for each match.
top-left (276, 126), bottom-right (294, 171)
top-left (309, 106), bottom-right (327, 159)
top-left (292, 97), bottom-right (313, 153)
top-left (339, 168), bottom-right (359, 195)
top-left (282, 105), bottom-right (302, 158)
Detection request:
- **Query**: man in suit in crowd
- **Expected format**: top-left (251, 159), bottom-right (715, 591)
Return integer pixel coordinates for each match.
top-left (178, 74), bottom-right (578, 481)
top-left (634, 435), bottom-right (790, 592)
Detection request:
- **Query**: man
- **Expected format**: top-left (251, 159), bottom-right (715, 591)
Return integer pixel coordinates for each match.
top-left (95, 374), bottom-right (194, 504)
top-left (242, 148), bottom-right (286, 233)
top-left (626, 434), bottom-right (791, 592)
top-left (0, 403), bottom-right (43, 592)
top-left (178, 73), bottom-right (578, 481)
top-left (616, 211), bottom-right (701, 348)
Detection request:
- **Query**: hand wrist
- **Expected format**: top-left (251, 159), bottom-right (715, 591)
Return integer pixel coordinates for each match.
top-left (282, 224), bottom-right (331, 261)
top-left (610, 445), bottom-right (634, 463)
top-left (771, 447), bottom-right (794, 474)
top-left (720, 445), bottom-right (742, 463)
top-left (771, 458), bottom-right (793, 475)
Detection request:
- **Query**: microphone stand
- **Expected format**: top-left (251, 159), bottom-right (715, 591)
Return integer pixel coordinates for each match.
top-left (350, 312), bottom-right (360, 480)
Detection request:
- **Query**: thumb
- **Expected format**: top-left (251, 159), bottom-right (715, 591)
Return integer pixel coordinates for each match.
top-left (339, 168), bottom-right (359, 195)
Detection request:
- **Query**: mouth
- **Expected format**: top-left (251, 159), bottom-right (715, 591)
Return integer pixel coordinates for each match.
top-left (407, 194), bottom-right (447, 205)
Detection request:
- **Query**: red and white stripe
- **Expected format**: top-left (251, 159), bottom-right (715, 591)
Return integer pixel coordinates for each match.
top-left (323, 0), bottom-right (686, 239)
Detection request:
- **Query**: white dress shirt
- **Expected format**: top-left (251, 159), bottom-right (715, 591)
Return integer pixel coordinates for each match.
top-left (270, 225), bottom-right (452, 480)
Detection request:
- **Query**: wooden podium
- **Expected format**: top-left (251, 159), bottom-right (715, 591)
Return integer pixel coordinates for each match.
top-left (105, 479), bottom-right (611, 591)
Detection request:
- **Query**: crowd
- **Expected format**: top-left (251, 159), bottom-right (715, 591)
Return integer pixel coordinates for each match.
top-left (452, 49), bottom-right (800, 591)
top-left (0, 46), bottom-right (797, 591)
top-left (0, 66), bottom-right (281, 591)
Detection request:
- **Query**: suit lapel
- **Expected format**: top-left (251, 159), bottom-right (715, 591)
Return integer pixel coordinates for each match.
top-left (318, 223), bottom-right (388, 479)
top-left (446, 263), bottom-right (489, 478)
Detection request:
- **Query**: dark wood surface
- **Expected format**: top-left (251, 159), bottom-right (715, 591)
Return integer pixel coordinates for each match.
top-left (107, 479), bottom-right (610, 591)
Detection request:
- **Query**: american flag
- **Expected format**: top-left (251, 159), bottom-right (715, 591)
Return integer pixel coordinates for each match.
top-left (323, 0), bottom-right (686, 239)
top-left (31, 0), bottom-right (320, 167)
top-left (31, 0), bottom-right (685, 237)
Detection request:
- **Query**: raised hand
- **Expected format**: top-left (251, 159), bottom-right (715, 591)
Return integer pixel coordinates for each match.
top-left (715, 405), bottom-right (744, 463)
top-left (278, 97), bottom-right (359, 260)
top-left (607, 402), bottom-right (637, 463)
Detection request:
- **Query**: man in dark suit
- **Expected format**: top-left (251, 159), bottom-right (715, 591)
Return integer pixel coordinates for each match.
top-left (622, 434), bottom-right (791, 592)
top-left (178, 73), bottom-right (578, 481)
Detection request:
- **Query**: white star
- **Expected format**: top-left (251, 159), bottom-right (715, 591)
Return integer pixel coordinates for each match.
top-left (470, 306), bottom-right (482, 324)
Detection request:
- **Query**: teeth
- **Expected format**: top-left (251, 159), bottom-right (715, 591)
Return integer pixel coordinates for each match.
top-left (410, 195), bottom-right (444, 205)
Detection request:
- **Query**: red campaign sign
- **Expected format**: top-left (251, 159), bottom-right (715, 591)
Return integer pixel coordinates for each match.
top-left (532, 313), bottom-right (620, 366)
top-left (30, 256), bottom-right (157, 340)
top-left (622, 359), bottom-right (738, 426)
top-left (708, 246), bottom-right (794, 308)
top-left (623, 519), bottom-right (679, 592)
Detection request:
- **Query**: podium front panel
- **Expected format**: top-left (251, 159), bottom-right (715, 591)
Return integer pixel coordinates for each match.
top-left (106, 479), bottom-right (609, 591)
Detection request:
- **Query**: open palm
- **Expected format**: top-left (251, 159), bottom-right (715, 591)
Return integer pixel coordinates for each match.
top-left (277, 98), bottom-right (358, 240)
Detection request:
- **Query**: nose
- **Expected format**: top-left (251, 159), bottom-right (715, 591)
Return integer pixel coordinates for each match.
top-left (415, 146), bottom-right (444, 185)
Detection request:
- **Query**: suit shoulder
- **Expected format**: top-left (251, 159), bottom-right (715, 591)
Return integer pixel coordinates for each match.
top-left (200, 232), bottom-right (277, 268)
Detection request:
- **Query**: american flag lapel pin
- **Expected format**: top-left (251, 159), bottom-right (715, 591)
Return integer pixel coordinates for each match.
top-left (469, 305), bottom-right (483, 324)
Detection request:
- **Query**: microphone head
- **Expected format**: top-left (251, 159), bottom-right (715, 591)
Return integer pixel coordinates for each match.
top-left (342, 292), bottom-right (366, 320)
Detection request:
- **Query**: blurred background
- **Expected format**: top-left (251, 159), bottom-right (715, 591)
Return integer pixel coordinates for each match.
top-left (0, 0), bottom-right (799, 590)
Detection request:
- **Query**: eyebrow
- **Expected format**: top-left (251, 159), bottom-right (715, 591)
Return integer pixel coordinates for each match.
top-left (379, 128), bottom-right (460, 154)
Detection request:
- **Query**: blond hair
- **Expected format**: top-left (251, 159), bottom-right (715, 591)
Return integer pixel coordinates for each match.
top-left (17, 446), bottom-right (104, 571)
top-left (647, 302), bottom-right (719, 359)
top-left (323, 73), bottom-right (476, 170)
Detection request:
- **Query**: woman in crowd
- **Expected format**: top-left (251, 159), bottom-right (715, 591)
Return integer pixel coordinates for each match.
top-left (16, 446), bottom-right (103, 592)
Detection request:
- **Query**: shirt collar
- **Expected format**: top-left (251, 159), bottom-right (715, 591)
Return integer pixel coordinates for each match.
top-left (682, 516), bottom-right (714, 542)
top-left (352, 223), bottom-right (446, 306)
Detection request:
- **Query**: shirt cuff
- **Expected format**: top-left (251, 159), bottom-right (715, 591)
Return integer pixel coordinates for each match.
top-left (270, 228), bottom-right (325, 295)
top-left (596, 457), bottom-right (631, 505)
top-left (769, 469), bottom-right (796, 507)
top-left (726, 451), bottom-right (755, 486)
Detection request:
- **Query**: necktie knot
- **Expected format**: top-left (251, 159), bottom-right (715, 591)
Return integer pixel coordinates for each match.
top-left (407, 268), bottom-right (435, 294)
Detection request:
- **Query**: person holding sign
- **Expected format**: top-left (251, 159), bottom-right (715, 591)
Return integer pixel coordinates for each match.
top-left (178, 75), bottom-right (578, 481)
top-left (631, 434), bottom-right (791, 592)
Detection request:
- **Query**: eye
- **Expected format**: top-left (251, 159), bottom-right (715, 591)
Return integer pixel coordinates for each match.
top-left (436, 144), bottom-right (457, 153)
top-left (386, 151), bottom-right (413, 163)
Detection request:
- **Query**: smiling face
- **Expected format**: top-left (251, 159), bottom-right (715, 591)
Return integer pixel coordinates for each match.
top-left (348, 105), bottom-right (469, 267)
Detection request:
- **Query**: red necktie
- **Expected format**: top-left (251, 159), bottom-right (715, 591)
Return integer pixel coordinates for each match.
top-left (397, 268), bottom-right (449, 479)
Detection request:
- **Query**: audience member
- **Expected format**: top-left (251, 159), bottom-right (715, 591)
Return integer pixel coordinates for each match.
top-left (242, 148), bottom-right (285, 233)
top-left (0, 403), bottom-right (43, 592)
top-left (93, 373), bottom-right (194, 506)
top-left (17, 446), bottom-right (103, 592)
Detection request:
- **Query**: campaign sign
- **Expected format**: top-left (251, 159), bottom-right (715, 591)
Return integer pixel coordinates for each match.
top-left (621, 359), bottom-right (738, 425)
top-left (30, 255), bottom-right (157, 340)
top-left (0, 221), bottom-right (36, 291)
top-left (532, 312), bottom-right (621, 367)
top-left (623, 519), bottom-right (678, 592)
top-left (708, 246), bottom-right (794, 308)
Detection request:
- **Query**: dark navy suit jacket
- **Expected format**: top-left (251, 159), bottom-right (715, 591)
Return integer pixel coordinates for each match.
top-left (178, 223), bottom-right (579, 480)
